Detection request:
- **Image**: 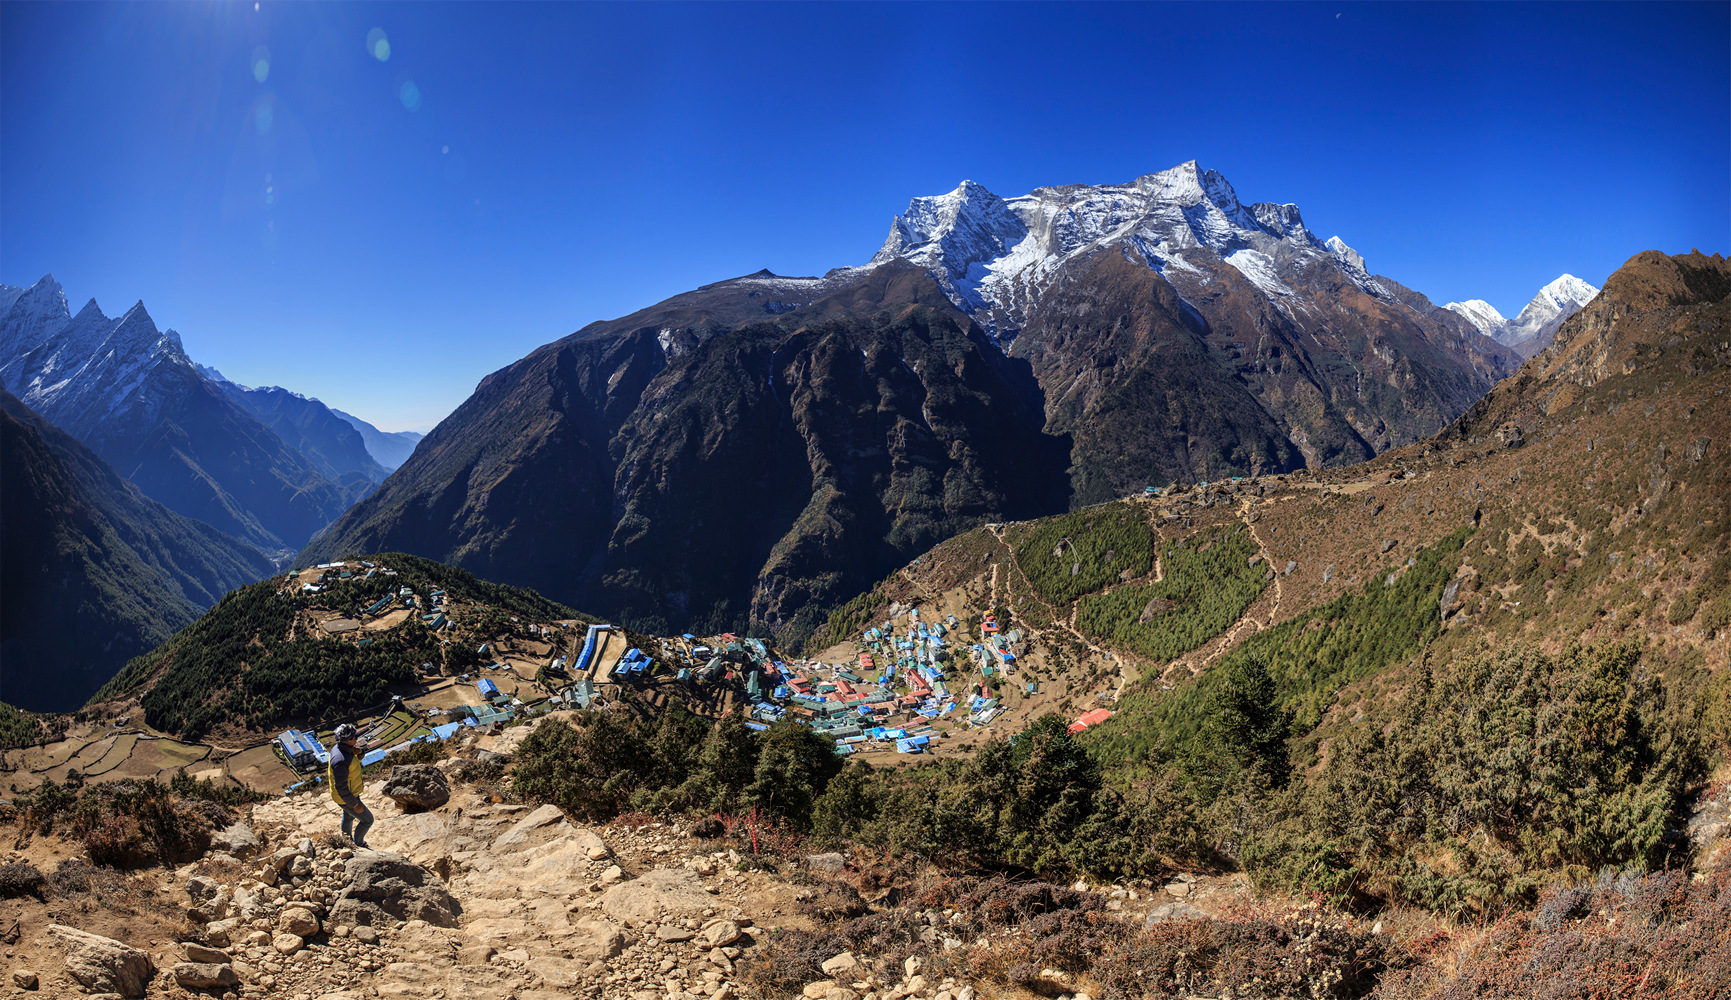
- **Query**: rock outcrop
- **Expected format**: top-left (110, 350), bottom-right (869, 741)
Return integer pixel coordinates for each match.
top-left (329, 851), bottom-right (462, 929)
top-left (41, 924), bottom-right (154, 998)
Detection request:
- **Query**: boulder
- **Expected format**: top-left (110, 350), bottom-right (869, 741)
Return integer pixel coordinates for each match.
top-left (184, 874), bottom-right (221, 903)
top-left (173, 961), bottom-right (239, 989)
top-left (703, 920), bottom-right (742, 949)
top-left (805, 852), bottom-right (846, 874)
top-left (268, 846), bottom-right (303, 876)
top-left (203, 918), bottom-right (242, 946)
top-left (11, 970), bottom-right (36, 990)
top-left (820, 951), bottom-right (860, 976)
top-left (279, 906), bottom-right (321, 937)
top-left (183, 943), bottom-right (228, 964)
top-left (209, 822), bottom-right (262, 858)
top-left (272, 932), bottom-right (305, 954)
top-left (329, 851), bottom-right (462, 929)
top-left (43, 924), bottom-right (154, 998)
top-left (599, 869), bottom-right (716, 925)
top-left (381, 764), bottom-right (451, 811)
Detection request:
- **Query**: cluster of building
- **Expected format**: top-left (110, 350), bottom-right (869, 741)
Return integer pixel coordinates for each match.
top-left (655, 608), bottom-right (1035, 756)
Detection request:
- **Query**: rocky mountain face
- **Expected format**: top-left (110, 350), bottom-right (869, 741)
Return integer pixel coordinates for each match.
top-left (0, 392), bottom-right (273, 711)
top-left (304, 272), bottom-right (1067, 637)
top-left (302, 164), bottom-right (1531, 639)
top-left (0, 276), bottom-right (376, 556)
top-left (1446, 273), bottom-right (1600, 357)
top-left (861, 162), bottom-right (1522, 491)
top-left (329, 407), bottom-right (424, 471)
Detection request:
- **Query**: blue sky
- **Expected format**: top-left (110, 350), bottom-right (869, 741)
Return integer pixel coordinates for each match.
top-left (3, 2), bottom-right (1726, 432)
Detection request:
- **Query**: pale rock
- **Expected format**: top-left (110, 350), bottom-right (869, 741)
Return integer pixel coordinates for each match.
top-left (280, 906), bottom-right (321, 937)
top-left (43, 924), bottom-right (155, 998)
top-left (1144, 902), bottom-right (1208, 927)
top-left (184, 942), bottom-right (229, 963)
top-left (11, 969), bottom-right (36, 990)
top-left (173, 961), bottom-right (240, 989)
top-left (702, 921), bottom-right (741, 948)
top-left (570, 917), bottom-right (633, 960)
top-left (601, 868), bottom-right (714, 924)
top-left (272, 932), bottom-right (304, 953)
top-left (805, 852), bottom-right (845, 873)
top-left (210, 822), bottom-right (263, 858)
top-left (493, 804), bottom-right (567, 849)
top-left (821, 951), bottom-right (860, 976)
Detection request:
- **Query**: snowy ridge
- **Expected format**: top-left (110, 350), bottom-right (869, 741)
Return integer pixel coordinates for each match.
top-left (865, 161), bottom-right (1392, 337)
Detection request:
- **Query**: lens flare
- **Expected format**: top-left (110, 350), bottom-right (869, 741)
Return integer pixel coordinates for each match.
top-left (255, 102), bottom-right (274, 134)
top-left (366, 28), bottom-right (390, 62)
top-left (399, 80), bottom-right (421, 112)
top-left (251, 46), bottom-right (270, 83)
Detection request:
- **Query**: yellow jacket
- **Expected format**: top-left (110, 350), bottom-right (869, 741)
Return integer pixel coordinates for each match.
top-left (327, 742), bottom-right (363, 805)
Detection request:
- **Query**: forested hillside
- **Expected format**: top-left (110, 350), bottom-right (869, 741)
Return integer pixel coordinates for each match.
top-left (92, 553), bottom-right (582, 740)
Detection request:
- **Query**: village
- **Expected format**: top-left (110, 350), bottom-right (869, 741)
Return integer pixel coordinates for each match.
top-left (257, 555), bottom-right (1120, 792)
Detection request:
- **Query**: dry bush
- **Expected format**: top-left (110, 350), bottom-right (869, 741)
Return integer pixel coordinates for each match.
top-left (797, 880), bottom-right (870, 922)
top-left (40, 860), bottom-right (173, 919)
top-left (0, 862), bottom-right (44, 899)
top-left (1374, 868), bottom-right (1731, 1000)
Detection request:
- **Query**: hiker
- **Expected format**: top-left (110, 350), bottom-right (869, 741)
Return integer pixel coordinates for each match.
top-left (327, 723), bottom-right (373, 849)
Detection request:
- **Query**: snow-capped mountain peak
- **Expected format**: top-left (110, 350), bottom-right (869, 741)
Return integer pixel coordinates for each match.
top-left (1534, 274), bottom-right (1599, 313)
top-left (864, 161), bottom-right (1394, 338)
top-left (1442, 299), bottom-right (1509, 339)
top-left (868, 180), bottom-right (1028, 305)
top-left (1445, 274), bottom-right (1600, 355)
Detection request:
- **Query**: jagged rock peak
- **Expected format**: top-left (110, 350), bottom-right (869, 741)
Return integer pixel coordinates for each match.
top-left (868, 179), bottom-right (1027, 277)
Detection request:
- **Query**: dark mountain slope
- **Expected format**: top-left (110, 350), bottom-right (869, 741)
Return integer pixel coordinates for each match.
top-left (303, 271), bottom-right (1068, 636)
top-left (0, 392), bottom-right (274, 711)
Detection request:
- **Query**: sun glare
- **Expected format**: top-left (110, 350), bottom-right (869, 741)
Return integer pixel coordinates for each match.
top-left (366, 28), bottom-right (391, 62)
